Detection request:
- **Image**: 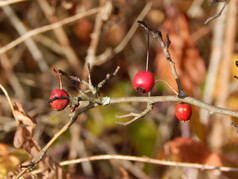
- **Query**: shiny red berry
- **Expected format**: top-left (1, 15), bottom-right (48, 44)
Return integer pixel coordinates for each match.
top-left (49, 89), bottom-right (69, 111)
top-left (133, 71), bottom-right (155, 93)
top-left (175, 103), bottom-right (192, 122)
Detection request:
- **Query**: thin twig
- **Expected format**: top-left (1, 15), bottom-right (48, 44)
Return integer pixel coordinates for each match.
top-left (155, 79), bottom-right (178, 95)
top-left (97, 66), bottom-right (120, 89)
top-left (113, 2), bottom-right (152, 55)
top-left (145, 27), bottom-right (150, 72)
top-left (58, 69), bottom-right (86, 91)
top-left (81, 1), bottom-right (112, 85)
top-left (30, 154), bottom-right (238, 174)
top-left (87, 64), bottom-right (93, 90)
top-left (204, 0), bottom-right (229, 24)
top-left (85, 1), bottom-right (112, 67)
top-left (60, 154), bottom-right (238, 172)
top-left (94, 2), bottom-right (152, 66)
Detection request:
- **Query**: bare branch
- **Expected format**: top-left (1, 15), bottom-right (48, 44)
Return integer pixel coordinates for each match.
top-left (109, 95), bottom-right (238, 118)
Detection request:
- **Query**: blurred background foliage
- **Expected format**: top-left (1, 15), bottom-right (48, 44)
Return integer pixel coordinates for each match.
top-left (0, 0), bottom-right (238, 178)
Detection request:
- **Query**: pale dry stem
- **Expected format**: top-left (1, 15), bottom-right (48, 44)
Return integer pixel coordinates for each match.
top-left (0, 0), bottom-right (27, 7)
top-left (0, 8), bottom-right (98, 55)
top-left (94, 2), bottom-right (152, 66)
top-left (115, 103), bottom-right (153, 126)
top-left (204, 0), bottom-right (229, 24)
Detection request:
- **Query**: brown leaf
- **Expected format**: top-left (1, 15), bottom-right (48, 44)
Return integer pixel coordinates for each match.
top-left (155, 12), bottom-right (206, 96)
top-left (12, 102), bottom-right (36, 148)
top-left (159, 137), bottom-right (222, 166)
top-left (12, 102), bottom-right (36, 126)
top-left (9, 102), bottom-right (72, 178)
top-left (13, 125), bottom-right (24, 148)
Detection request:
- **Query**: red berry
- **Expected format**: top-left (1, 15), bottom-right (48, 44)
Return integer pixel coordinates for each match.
top-left (175, 103), bottom-right (192, 122)
top-left (49, 89), bottom-right (69, 111)
top-left (133, 71), bottom-right (155, 93)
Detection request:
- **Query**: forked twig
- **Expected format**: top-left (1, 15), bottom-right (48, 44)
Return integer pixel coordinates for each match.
top-left (115, 103), bottom-right (153, 126)
top-left (97, 66), bottom-right (120, 89)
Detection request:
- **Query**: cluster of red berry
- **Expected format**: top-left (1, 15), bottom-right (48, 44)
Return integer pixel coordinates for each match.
top-left (132, 29), bottom-right (192, 122)
top-left (49, 66), bottom-right (192, 122)
top-left (49, 30), bottom-right (192, 122)
top-left (132, 70), bottom-right (191, 122)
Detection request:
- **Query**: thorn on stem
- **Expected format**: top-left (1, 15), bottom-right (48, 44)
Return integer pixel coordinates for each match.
top-left (166, 33), bottom-right (171, 48)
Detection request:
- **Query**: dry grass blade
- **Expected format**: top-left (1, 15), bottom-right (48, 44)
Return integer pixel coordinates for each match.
top-left (0, 8), bottom-right (98, 55)
top-left (0, 0), bottom-right (27, 7)
top-left (29, 154), bottom-right (238, 175)
top-left (1, 5), bottom-right (48, 72)
top-left (0, 83), bottom-right (15, 118)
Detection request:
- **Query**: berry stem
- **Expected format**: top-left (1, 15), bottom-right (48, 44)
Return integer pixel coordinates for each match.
top-left (155, 79), bottom-right (178, 95)
top-left (52, 67), bottom-right (63, 89)
top-left (146, 29), bottom-right (149, 72)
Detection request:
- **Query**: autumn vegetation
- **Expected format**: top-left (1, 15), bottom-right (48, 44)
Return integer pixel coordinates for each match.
top-left (0, 0), bottom-right (238, 178)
